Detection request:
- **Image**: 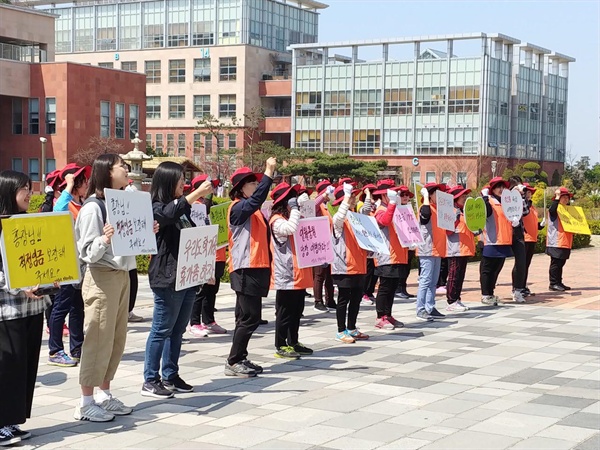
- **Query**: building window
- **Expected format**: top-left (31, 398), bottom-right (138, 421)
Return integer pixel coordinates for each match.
top-left (441, 172), bottom-right (452, 184)
top-left (324, 91), bottom-right (351, 117)
top-left (193, 95), bottom-right (210, 118)
top-left (411, 171), bottom-right (421, 185)
top-left (143, 0), bottom-right (164, 48)
top-left (217, 133), bottom-right (225, 150)
top-left (28, 98), bottom-right (39, 134)
top-left (178, 133), bottom-right (186, 156)
top-left (146, 96), bottom-right (161, 119)
top-left (155, 133), bottom-right (163, 153)
top-left (193, 133), bottom-right (201, 155)
top-left (166, 133), bottom-right (175, 155)
top-left (416, 87), bottom-right (446, 114)
top-left (115, 103), bottom-right (125, 138)
top-left (45, 98), bottom-right (56, 134)
top-left (295, 92), bottom-right (321, 117)
top-left (219, 57), bottom-right (237, 81)
top-left (204, 135), bottom-right (212, 155)
top-left (46, 158), bottom-right (56, 173)
top-left (384, 89), bottom-right (413, 115)
top-left (448, 86), bottom-right (480, 114)
top-left (193, 58), bottom-right (210, 82)
top-left (295, 130), bottom-right (321, 151)
top-left (121, 61), bottom-right (137, 72)
top-left (457, 172), bottom-right (468, 186)
top-left (100, 101), bottom-right (110, 138)
top-left (169, 59), bottom-right (185, 83)
top-left (169, 96), bottom-right (185, 119)
top-left (12, 158), bottom-right (23, 172)
top-left (99, 62), bottom-right (114, 68)
top-left (425, 171), bottom-right (436, 183)
top-left (12, 99), bottom-right (22, 134)
top-left (145, 60), bottom-right (161, 83)
top-left (228, 134), bottom-right (237, 149)
top-left (129, 104), bottom-right (139, 139)
top-left (219, 94), bottom-right (236, 118)
top-left (29, 158), bottom-right (39, 182)
top-left (354, 90), bottom-right (381, 116)
top-left (323, 130), bottom-right (350, 154)
top-left (146, 133), bottom-right (152, 146)
top-left (353, 130), bottom-right (380, 155)
top-left (167, 0), bottom-right (189, 47)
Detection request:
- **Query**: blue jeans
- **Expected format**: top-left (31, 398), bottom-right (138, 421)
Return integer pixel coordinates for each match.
top-left (48, 284), bottom-right (84, 357)
top-left (144, 287), bottom-right (196, 382)
top-left (416, 256), bottom-right (441, 314)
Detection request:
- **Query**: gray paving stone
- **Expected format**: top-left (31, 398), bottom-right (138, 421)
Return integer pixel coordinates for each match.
top-left (374, 377), bottom-right (438, 389)
top-left (557, 412), bottom-right (600, 430)
top-left (575, 433), bottom-right (600, 450)
top-left (511, 436), bottom-right (576, 449)
top-left (530, 394), bottom-right (597, 409)
top-left (499, 368), bottom-right (562, 384)
top-left (419, 430), bottom-right (520, 449)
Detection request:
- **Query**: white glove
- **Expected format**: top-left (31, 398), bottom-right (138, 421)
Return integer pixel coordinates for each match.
top-left (511, 218), bottom-right (520, 227)
top-left (420, 187), bottom-right (429, 199)
top-left (44, 185), bottom-right (54, 194)
top-left (387, 189), bottom-right (398, 204)
top-left (325, 185), bottom-right (335, 196)
top-left (517, 184), bottom-right (525, 193)
top-left (206, 176), bottom-right (212, 183)
top-left (409, 243), bottom-right (417, 250)
top-left (297, 192), bottom-right (309, 206)
top-left (540, 218), bottom-right (546, 228)
top-left (481, 188), bottom-right (489, 197)
top-left (343, 182), bottom-right (353, 197)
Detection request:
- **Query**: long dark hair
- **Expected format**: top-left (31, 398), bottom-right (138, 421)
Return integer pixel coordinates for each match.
top-left (0, 170), bottom-right (32, 215)
top-left (151, 161), bottom-right (184, 204)
top-left (86, 153), bottom-right (124, 199)
top-left (271, 200), bottom-right (290, 219)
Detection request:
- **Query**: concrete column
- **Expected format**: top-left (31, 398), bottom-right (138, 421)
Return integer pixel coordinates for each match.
top-left (410, 41), bottom-right (420, 157)
top-left (320, 47), bottom-right (327, 153)
top-left (349, 45), bottom-right (357, 155)
top-left (524, 49), bottom-right (532, 68)
top-left (443, 40), bottom-right (453, 154)
top-left (380, 44), bottom-right (388, 155)
top-left (494, 40), bottom-right (503, 59)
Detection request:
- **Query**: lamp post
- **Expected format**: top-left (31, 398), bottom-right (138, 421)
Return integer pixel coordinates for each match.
top-left (491, 160), bottom-right (497, 178)
top-left (39, 136), bottom-right (47, 183)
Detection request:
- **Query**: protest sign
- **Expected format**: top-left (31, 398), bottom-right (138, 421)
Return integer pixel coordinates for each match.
top-left (414, 182), bottom-right (424, 210)
top-left (261, 200), bottom-right (273, 221)
top-left (104, 188), bottom-right (157, 256)
top-left (0, 212), bottom-right (81, 289)
top-left (293, 217), bottom-right (334, 268)
top-left (392, 205), bottom-right (424, 246)
top-left (345, 212), bottom-right (390, 255)
top-left (464, 197), bottom-right (486, 232)
top-left (299, 199), bottom-right (316, 218)
top-left (436, 190), bottom-right (456, 231)
top-left (208, 201), bottom-right (231, 249)
top-left (327, 203), bottom-right (339, 216)
top-left (557, 205), bottom-right (591, 235)
top-left (501, 188), bottom-right (524, 222)
top-left (175, 225), bottom-right (218, 291)
top-left (190, 203), bottom-right (208, 225)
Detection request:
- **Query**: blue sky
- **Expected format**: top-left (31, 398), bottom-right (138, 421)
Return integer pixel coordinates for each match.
top-left (317, 0), bottom-right (599, 163)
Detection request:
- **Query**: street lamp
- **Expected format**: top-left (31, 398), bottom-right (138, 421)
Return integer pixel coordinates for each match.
top-left (39, 137), bottom-right (47, 183)
top-left (491, 160), bottom-right (497, 178)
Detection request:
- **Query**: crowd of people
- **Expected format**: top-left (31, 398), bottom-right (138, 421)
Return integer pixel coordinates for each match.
top-left (0, 155), bottom-right (580, 445)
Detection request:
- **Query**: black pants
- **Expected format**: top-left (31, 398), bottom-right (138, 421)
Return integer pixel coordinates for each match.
top-left (437, 258), bottom-right (448, 287)
top-left (0, 313), bottom-right (43, 427)
top-left (363, 259), bottom-right (378, 297)
top-left (44, 296), bottom-right (54, 326)
top-left (375, 276), bottom-right (400, 318)
top-left (480, 256), bottom-right (505, 296)
top-left (228, 293), bottom-right (262, 365)
top-left (275, 289), bottom-right (305, 348)
top-left (524, 242), bottom-right (536, 287)
top-left (511, 237), bottom-right (527, 291)
top-left (128, 269), bottom-right (138, 313)
top-left (549, 257), bottom-right (567, 286)
top-left (397, 250), bottom-right (415, 292)
top-left (313, 264), bottom-right (334, 306)
top-left (446, 256), bottom-right (469, 303)
top-left (336, 287), bottom-right (362, 332)
top-left (190, 261), bottom-right (226, 326)
top-left (48, 284), bottom-right (84, 356)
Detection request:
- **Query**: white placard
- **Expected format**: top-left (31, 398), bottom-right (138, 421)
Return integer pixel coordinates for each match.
top-left (436, 190), bottom-right (456, 232)
top-left (104, 188), bottom-right (157, 256)
top-left (345, 212), bottom-right (390, 255)
top-left (501, 188), bottom-right (524, 222)
top-left (175, 225), bottom-right (218, 291)
top-left (190, 203), bottom-right (208, 225)
top-left (299, 199), bottom-right (316, 218)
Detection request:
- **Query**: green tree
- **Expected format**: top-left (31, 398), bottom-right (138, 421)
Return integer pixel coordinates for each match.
top-left (283, 153), bottom-right (387, 182)
top-left (196, 114), bottom-right (239, 181)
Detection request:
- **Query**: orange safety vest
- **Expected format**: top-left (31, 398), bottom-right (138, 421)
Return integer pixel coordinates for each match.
top-left (417, 204), bottom-right (447, 257)
top-left (374, 204), bottom-right (408, 266)
top-left (269, 214), bottom-right (312, 290)
top-left (482, 198), bottom-right (513, 246)
top-left (195, 200), bottom-right (227, 263)
top-left (523, 205), bottom-right (539, 243)
top-left (227, 199), bottom-right (270, 273)
top-left (331, 219), bottom-right (367, 276)
top-left (456, 212), bottom-right (476, 257)
top-left (546, 211), bottom-right (573, 249)
top-left (68, 201), bottom-right (82, 220)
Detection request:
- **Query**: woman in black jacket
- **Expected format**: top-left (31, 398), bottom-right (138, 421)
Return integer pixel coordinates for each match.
top-left (141, 162), bottom-right (212, 399)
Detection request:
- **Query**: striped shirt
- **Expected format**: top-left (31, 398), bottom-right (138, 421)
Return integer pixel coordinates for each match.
top-left (0, 267), bottom-right (50, 322)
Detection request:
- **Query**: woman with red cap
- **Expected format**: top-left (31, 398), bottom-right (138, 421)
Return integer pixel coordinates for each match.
top-left (269, 182), bottom-right (313, 359)
top-left (395, 186), bottom-right (417, 300)
top-left (188, 174), bottom-right (228, 338)
top-left (225, 157), bottom-right (277, 377)
top-left (445, 187), bottom-right (475, 312)
top-left (312, 179), bottom-right (336, 312)
top-left (546, 187), bottom-right (574, 291)
top-left (522, 183), bottom-right (545, 295)
top-left (479, 177), bottom-right (513, 306)
top-left (358, 183), bottom-right (377, 305)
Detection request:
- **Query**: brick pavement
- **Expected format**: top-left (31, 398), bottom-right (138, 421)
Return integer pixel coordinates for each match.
top-left (18, 245), bottom-right (600, 449)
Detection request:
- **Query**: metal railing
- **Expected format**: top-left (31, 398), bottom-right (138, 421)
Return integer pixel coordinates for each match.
top-left (263, 108), bottom-right (292, 117)
top-left (262, 70), bottom-right (291, 80)
top-left (0, 42), bottom-right (47, 63)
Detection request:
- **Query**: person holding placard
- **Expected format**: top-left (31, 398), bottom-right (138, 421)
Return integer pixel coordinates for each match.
top-left (507, 176), bottom-right (529, 303)
top-left (188, 174), bottom-right (228, 338)
top-left (225, 158), bottom-right (276, 378)
top-left (395, 186), bottom-right (417, 300)
top-left (358, 183), bottom-right (378, 306)
top-left (142, 162), bottom-right (213, 398)
top-left (312, 179), bottom-right (336, 313)
top-left (371, 180), bottom-right (406, 330)
top-left (269, 182), bottom-right (314, 359)
top-left (522, 183), bottom-right (545, 296)
top-left (546, 187), bottom-right (574, 292)
top-left (0, 170), bottom-right (52, 445)
top-left (415, 183), bottom-right (447, 321)
top-left (479, 177), bottom-right (513, 306)
top-left (330, 184), bottom-right (370, 343)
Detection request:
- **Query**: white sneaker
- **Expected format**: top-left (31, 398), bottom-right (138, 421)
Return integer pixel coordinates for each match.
top-left (481, 295), bottom-right (496, 305)
top-left (446, 302), bottom-right (467, 312)
top-left (98, 396), bottom-right (133, 416)
top-left (206, 322), bottom-right (227, 334)
top-left (188, 324), bottom-right (208, 338)
top-left (456, 300), bottom-right (470, 311)
top-left (512, 290), bottom-right (526, 303)
top-left (74, 403), bottom-right (115, 422)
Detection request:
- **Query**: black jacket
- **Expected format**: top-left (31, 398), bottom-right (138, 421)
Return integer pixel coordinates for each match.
top-left (148, 197), bottom-right (194, 289)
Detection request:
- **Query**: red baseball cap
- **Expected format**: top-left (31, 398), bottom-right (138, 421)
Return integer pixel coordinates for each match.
top-left (230, 167), bottom-right (263, 193)
top-left (489, 177), bottom-right (509, 189)
top-left (271, 182), bottom-right (301, 206)
top-left (45, 169), bottom-right (61, 190)
top-left (59, 163), bottom-right (92, 188)
top-left (331, 185), bottom-right (361, 206)
top-left (191, 174), bottom-right (219, 190)
top-left (557, 187), bottom-right (573, 198)
top-left (372, 179), bottom-right (397, 196)
top-left (316, 179), bottom-right (332, 194)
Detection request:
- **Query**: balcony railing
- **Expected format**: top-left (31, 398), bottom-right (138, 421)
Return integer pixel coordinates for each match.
top-left (263, 108), bottom-right (291, 117)
top-left (262, 69), bottom-right (291, 80)
top-left (0, 42), bottom-right (47, 63)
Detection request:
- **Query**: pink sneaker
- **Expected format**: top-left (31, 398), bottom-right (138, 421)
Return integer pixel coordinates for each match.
top-left (375, 316), bottom-right (395, 330)
top-left (189, 324), bottom-right (208, 338)
top-left (361, 295), bottom-right (374, 305)
top-left (388, 315), bottom-right (404, 328)
top-left (206, 322), bottom-right (227, 334)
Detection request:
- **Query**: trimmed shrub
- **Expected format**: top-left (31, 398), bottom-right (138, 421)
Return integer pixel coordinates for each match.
top-left (136, 254), bottom-right (150, 274)
top-left (27, 194), bottom-right (46, 213)
top-left (588, 220), bottom-right (600, 235)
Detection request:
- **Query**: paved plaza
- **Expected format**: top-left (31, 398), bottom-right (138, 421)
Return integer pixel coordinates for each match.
top-left (22, 244), bottom-right (600, 449)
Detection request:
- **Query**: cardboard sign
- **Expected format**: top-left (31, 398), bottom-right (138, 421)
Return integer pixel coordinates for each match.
top-left (414, 182), bottom-right (424, 210)
top-left (501, 188), bottom-right (524, 222)
top-left (208, 201), bottom-right (231, 249)
top-left (345, 212), bottom-right (390, 255)
top-left (464, 197), bottom-right (486, 232)
top-left (436, 190), bottom-right (456, 231)
top-left (299, 199), bottom-right (316, 218)
top-left (175, 225), bottom-right (218, 291)
top-left (261, 200), bottom-right (273, 221)
top-left (0, 212), bottom-right (81, 289)
top-left (393, 205), bottom-right (424, 246)
top-left (557, 205), bottom-right (591, 235)
top-left (190, 203), bottom-right (208, 225)
top-left (293, 217), bottom-right (334, 268)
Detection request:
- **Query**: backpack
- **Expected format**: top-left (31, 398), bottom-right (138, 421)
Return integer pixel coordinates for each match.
top-left (74, 197), bottom-right (108, 289)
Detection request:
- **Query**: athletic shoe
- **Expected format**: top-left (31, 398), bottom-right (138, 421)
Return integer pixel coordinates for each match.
top-left (348, 329), bottom-right (370, 340)
top-left (293, 343), bottom-right (314, 355)
top-left (388, 315), bottom-right (404, 328)
top-left (395, 291), bottom-right (416, 300)
top-left (7, 425), bottom-right (30, 440)
top-left (140, 380), bottom-right (175, 398)
top-left (313, 302), bottom-right (329, 312)
top-left (70, 352), bottom-right (81, 363)
top-left (447, 302), bottom-right (468, 312)
top-left (188, 324), bottom-right (208, 338)
top-left (74, 403), bottom-right (115, 422)
top-left (128, 311), bottom-right (144, 322)
top-left (0, 426), bottom-right (20, 446)
top-left (416, 310), bottom-right (434, 321)
top-left (225, 361), bottom-right (257, 378)
top-left (335, 330), bottom-right (355, 344)
top-left (98, 396), bottom-right (133, 415)
top-left (63, 323), bottom-right (70, 337)
top-left (361, 295), bottom-right (374, 305)
top-left (163, 376), bottom-right (193, 393)
top-left (549, 284), bottom-right (566, 292)
top-left (326, 302), bottom-right (337, 310)
top-left (512, 290), bottom-right (526, 303)
top-left (48, 350), bottom-right (78, 367)
top-left (275, 346), bottom-right (301, 359)
top-left (375, 316), bottom-right (395, 330)
top-left (456, 300), bottom-right (470, 310)
top-left (429, 307), bottom-right (446, 319)
top-left (242, 359), bottom-right (263, 374)
top-left (481, 295), bottom-right (497, 305)
top-left (523, 287), bottom-right (531, 297)
top-left (435, 286), bottom-right (447, 295)
top-left (206, 322), bottom-right (227, 334)
top-left (259, 319), bottom-right (269, 325)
